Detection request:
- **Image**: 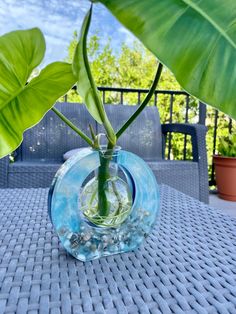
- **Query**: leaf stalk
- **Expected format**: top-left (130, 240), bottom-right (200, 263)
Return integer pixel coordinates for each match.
top-left (52, 107), bottom-right (94, 147)
top-left (116, 63), bottom-right (163, 139)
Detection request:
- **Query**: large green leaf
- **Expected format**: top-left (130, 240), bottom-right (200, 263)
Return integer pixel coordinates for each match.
top-left (98, 0), bottom-right (236, 119)
top-left (0, 29), bottom-right (76, 158)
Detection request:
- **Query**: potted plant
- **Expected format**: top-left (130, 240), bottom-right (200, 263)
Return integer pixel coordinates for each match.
top-left (0, 1), bottom-right (236, 260)
top-left (213, 134), bottom-right (236, 201)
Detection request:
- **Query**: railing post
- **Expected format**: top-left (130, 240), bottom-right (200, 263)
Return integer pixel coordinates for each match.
top-left (199, 101), bottom-right (206, 125)
top-left (183, 95), bottom-right (190, 159)
top-left (138, 92), bottom-right (141, 105)
top-left (210, 110), bottom-right (219, 186)
top-left (154, 92), bottom-right (158, 107)
top-left (229, 118), bottom-right (232, 134)
top-left (168, 94), bottom-right (174, 160)
top-left (120, 92), bottom-right (124, 105)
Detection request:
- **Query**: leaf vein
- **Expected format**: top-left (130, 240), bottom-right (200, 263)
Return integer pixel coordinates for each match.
top-left (181, 0), bottom-right (236, 49)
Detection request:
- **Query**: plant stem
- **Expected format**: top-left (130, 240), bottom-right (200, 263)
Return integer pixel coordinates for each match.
top-left (89, 123), bottom-right (96, 141)
top-left (97, 151), bottom-right (113, 217)
top-left (52, 107), bottom-right (94, 147)
top-left (116, 62), bottom-right (163, 139)
top-left (103, 117), bottom-right (117, 147)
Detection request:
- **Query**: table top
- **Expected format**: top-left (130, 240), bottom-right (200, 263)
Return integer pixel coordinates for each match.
top-left (0, 185), bottom-right (236, 314)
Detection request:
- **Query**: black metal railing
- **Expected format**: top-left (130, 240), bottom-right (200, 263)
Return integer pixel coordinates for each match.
top-left (64, 86), bottom-right (235, 187)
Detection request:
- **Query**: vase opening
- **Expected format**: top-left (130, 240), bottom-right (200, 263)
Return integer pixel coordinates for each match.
top-left (80, 146), bottom-right (133, 228)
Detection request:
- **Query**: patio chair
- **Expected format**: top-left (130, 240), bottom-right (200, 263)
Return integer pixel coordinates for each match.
top-left (0, 102), bottom-right (209, 203)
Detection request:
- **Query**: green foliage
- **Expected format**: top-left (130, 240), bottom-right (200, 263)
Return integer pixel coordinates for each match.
top-left (218, 134), bottom-right (236, 157)
top-left (66, 31), bottom-right (181, 103)
top-left (0, 28), bottom-right (77, 158)
top-left (98, 0), bottom-right (236, 120)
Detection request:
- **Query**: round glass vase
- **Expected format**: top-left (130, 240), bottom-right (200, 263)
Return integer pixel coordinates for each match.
top-left (48, 147), bottom-right (160, 262)
top-left (80, 147), bottom-right (133, 228)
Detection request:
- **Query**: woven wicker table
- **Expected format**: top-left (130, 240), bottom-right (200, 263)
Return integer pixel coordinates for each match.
top-left (0, 185), bottom-right (236, 314)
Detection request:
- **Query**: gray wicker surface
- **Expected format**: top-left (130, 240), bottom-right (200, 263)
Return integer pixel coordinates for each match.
top-left (0, 185), bottom-right (235, 314)
top-left (148, 161), bottom-right (200, 201)
top-left (8, 162), bottom-right (61, 188)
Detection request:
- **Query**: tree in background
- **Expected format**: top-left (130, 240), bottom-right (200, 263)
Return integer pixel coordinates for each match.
top-left (65, 31), bottom-right (189, 122)
top-left (66, 32), bottom-right (181, 90)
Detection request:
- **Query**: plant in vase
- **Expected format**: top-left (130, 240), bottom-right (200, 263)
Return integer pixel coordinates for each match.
top-left (213, 134), bottom-right (236, 201)
top-left (47, 6), bottom-right (161, 260)
top-left (1, 0), bottom-right (236, 260)
top-left (0, 5), bottom-right (161, 260)
top-left (55, 6), bottom-right (162, 232)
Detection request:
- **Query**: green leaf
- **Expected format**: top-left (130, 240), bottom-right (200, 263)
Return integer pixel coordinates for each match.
top-left (0, 59), bottom-right (76, 158)
top-left (218, 134), bottom-right (236, 157)
top-left (0, 28), bottom-right (45, 109)
top-left (72, 6), bottom-right (106, 124)
top-left (72, 6), bottom-right (116, 146)
top-left (98, 0), bottom-right (236, 119)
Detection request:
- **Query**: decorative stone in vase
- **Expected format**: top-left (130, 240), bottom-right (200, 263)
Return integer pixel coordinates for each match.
top-left (48, 147), bottom-right (159, 261)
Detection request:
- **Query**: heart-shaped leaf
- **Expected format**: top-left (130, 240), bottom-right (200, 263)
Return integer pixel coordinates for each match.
top-left (0, 28), bottom-right (76, 158)
top-left (98, 0), bottom-right (236, 119)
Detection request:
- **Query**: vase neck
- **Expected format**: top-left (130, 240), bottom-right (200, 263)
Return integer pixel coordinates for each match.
top-left (95, 146), bottom-right (121, 179)
top-left (99, 146), bottom-right (120, 158)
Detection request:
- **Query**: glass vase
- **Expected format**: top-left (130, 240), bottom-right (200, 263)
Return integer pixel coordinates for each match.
top-left (80, 147), bottom-right (132, 227)
top-left (48, 147), bottom-right (160, 262)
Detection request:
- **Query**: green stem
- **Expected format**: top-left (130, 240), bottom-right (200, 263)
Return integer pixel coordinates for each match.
top-left (52, 107), bottom-right (94, 147)
top-left (89, 123), bottom-right (96, 141)
top-left (97, 151), bottom-right (113, 217)
top-left (103, 117), bottom-right (117, 148)
top-left (116, 62), bottom-right (163, 139)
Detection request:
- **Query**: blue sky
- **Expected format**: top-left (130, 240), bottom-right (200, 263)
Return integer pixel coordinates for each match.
top-left (0, 0), bottom-right (135, 66)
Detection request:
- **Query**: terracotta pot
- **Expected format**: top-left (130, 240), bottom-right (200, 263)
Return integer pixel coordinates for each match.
top-left (213, 155), bottom-right (236, 201)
